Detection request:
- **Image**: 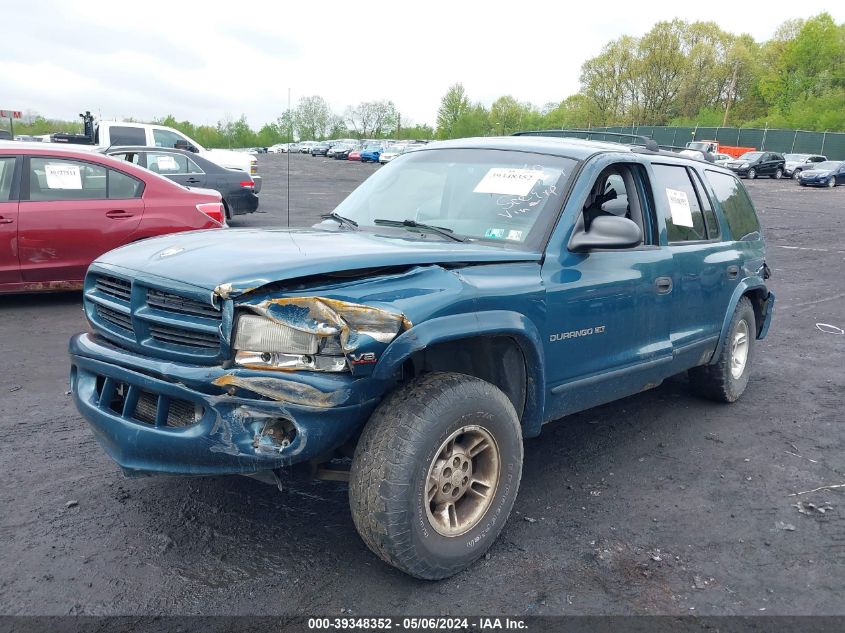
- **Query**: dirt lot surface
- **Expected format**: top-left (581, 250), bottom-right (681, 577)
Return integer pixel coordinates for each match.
top-left (1, 153), bottom-right (843, 616)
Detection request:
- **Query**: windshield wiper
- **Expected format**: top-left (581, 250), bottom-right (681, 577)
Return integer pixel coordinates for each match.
top-left (373, 219), bottom-right (467, 242)
top-left (321, 212), bottom-right (358, 230)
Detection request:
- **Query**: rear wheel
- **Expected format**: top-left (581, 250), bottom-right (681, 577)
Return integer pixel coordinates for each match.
top-left (689, 297), bottom-right (755, 403)
top-left (773, 168), bottom-right (783, 179)
top-left (222, 201), bottom-right (231, 222)
top-left (349, 372), bottom-right (523, 580)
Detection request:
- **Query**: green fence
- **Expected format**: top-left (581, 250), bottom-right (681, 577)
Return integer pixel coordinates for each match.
top-left (581, 126), bottom-right (845, 160)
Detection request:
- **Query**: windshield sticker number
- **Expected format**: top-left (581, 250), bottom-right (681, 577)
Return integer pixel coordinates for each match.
top-left (45, 164), bottom-right (82, 189)
top-left (474, 168), bottom-right (544, 197)
top-left (666, 188), bottom-right (694, 227)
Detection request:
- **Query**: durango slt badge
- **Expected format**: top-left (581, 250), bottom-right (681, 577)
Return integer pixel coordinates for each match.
top-left (550, 326), bottom-right (606, 342)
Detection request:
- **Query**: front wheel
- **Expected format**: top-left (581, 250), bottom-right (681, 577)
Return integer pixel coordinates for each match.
top-left (349, 372), bottom-right (523, 580)
top-left (748, 168), bottom-right (757, 179)
top-left (689, 296), bottom-right (756, 402)
top-left (827, 178), bottom-right (835, 188)
top-left (792, 169), bottom-right (802, 180)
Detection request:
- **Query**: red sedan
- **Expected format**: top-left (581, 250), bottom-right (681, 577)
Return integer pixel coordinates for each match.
top-left (347, 149), bottom-right (362, 161)
top-left (0, 144), bottom-right (225, 293)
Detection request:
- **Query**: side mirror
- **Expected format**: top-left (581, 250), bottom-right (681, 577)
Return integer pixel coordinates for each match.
top-left (569, 215), bottom-right (643, 252)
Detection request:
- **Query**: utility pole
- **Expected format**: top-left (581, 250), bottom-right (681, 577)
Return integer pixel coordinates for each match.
top-left (397, 113), bottom-right (401, 140)
top-left (722, 62), bottom-right (739, 127)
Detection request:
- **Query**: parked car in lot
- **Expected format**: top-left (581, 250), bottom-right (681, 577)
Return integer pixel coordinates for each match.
top-left (68, 134), bottom-right (773, 580)
top-left (330, 143), bottom-right (357, 160)
top-left (298, 142), bottom-right (318, 154)
top-left (0, 143), bottom-right (225, 293)
top-left (724, 151), bottom-right (785, 179)
top-left (105, 147), bottom-right (259, 220)
top-left (359, 144), bottom-right (384, 163)
top-left (378, 144), bottom-right (408, 164)
top-left (310, 142), bottom-right (331, 157)
top-left (713, 152), bottom-right (733, 166)
top-left (347, 148), bottom-right (362, 161)
top-left (797, 160), bottom-right (845, 188)
top-left (784, 153), bottom-right (827, 179)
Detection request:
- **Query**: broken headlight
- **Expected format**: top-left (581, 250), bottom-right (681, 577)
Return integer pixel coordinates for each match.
top-left (232, 298), bottom-right (407, 372)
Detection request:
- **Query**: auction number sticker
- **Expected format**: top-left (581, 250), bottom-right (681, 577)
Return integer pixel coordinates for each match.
top-left (45, 163), bottom-right (82, 189)
top-left (474, 167), bottom-right (543, 196)
top-left (156, 155), bottom-right (179, 171)
top-left (666, 188), bottom-right (694, 227)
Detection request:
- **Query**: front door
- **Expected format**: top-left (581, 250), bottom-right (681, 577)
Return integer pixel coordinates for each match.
top-left (0, 156), bottom-right (20, 285)
top-left (542, 160), bottom-right (673, 419)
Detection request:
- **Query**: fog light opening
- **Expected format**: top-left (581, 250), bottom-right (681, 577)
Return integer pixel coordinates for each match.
top-left (253, 417), bottom-right (297, 454)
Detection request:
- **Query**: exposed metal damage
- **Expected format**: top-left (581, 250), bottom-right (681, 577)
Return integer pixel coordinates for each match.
top-left (212, 374), bottom-right (350, 408)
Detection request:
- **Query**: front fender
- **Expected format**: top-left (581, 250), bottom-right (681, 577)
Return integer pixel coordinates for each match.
top-left (373, 311), bottom-right (546, 438)
top-left (710, 279), bottom-right (773, 364)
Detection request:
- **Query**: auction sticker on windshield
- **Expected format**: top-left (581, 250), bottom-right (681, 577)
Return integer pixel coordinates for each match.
top-left (45, 164), bottom-right (82, 189)
top-left (474, 168), bottom-right (544, 196)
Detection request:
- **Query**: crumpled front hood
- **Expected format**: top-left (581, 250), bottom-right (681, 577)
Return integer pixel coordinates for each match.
top-left (95, 228), bottom-right (539, 297)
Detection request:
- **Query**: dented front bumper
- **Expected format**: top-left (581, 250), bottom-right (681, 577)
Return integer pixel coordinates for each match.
top-left (69, 333), bottom-right (381, 475)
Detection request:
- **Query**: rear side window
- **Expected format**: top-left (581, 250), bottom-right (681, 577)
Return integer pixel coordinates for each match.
top-left (705, 171), bottom-right (761, 241)
top-left (146, 151), bottom-right (192, 174)
top-left (0, 157), bottom-right (15, 201)
top-left (689, 170), bottom-right (720, 240)
top-left (109, 126), bottom-right (147, 146)
top-left (29, 157), bottom-right (107, 201)
top-left (108, 169), bottom-right (143, 199)
top-left (650, 164), bottom-right (707, 243)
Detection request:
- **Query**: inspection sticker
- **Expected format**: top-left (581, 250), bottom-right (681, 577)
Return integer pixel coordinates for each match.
top-left (485, 228), bottom-right (506, 239)
top-left (474, 168), bottom-right (544, 196)
top-left (45, 164), bottom-right (82, 189)
top-left (156, 155), bottom-right (179, 171)
top-left (506, 230), bottom-right (523, 241)
top-left (666, 188), bottom-right (693, 227)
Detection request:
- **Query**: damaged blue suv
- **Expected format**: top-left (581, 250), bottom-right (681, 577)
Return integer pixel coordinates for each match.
top-left (69, 133), bottom-right (773, 580)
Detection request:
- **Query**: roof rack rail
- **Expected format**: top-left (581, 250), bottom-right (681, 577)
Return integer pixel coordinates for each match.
top-left (513, 129), bottom-right (660, 153)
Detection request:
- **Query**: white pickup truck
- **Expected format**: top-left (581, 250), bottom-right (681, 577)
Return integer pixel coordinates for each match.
top-left (50, 116), bottom-right (261, 192)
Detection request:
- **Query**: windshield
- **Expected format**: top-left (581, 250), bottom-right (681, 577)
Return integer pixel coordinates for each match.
top-left (327, 148), bottom-right (576, 248)
top-left (784, 154), bottom-right (809, 161)
top-left (812, 161), bottom-right (840, 171)
top-left (739, 152), bottom-right (763, 160)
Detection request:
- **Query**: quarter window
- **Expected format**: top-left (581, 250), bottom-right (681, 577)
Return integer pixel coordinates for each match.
top-left (108, 169), bottom-right (143, 199)
top-left (705, 171), bottom-right (761, 241)
top-left (650, 164), bottom-right (707, 243)
top-left (28, 157), bottom-right (107, 201)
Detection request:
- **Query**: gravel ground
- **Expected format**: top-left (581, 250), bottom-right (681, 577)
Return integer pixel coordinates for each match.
top-left (0, 153), bottom-right (843, 616)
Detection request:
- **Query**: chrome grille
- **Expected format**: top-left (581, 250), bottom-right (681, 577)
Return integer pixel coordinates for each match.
top-left (95, 275), bottom-right (131, 302)
top-left (146, 289), bottom-right (220, 319)
top-left (96, 305), bottom-right (132, 331)
top-left (149, 323), bottom-right (220, 349)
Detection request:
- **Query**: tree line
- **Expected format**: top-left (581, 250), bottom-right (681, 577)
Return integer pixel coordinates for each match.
top-left (7, 13), bottom-right (843, 146)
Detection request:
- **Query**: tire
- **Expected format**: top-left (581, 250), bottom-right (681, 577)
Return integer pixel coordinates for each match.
top-left (222, 201), bottom-right (232, 222)
top-left (748, 168), bottom-right (757, 179)
top-left (792, 169), bottom-right (802, 180)
top-left (688, 297), bottom-right (755, 403)
top-left (349, 372), bottom-right (523, 580)
top-left (827, 178), bottom-right (835, 188)
top-left (773, 168), bottom-right (783, 179)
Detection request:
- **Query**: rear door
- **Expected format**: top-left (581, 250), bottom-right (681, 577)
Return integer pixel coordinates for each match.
top-left (0, 156), bottom-right (21, 285)
top-left (144, 151), bottom-right (207, 188)
top-left (18, 156), bottom-right (145, 283)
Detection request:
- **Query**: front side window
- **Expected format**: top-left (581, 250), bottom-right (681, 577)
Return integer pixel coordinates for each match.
top-left (329, 148), bottom-right (576, 248)
top-left (29, 157), bottom-right (107, 201)
top-left (0, 157), bottom-right (15, 201)
top-left (705, 170), bottom-right (761, 241)
top-left (650, 164), bottom-right (707, 243)
top-left (109, 126), bottom-right (146, 146)
top-left (153, 128), bottom-right (188, 149)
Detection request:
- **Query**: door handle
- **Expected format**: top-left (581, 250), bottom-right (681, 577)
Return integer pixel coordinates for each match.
top-left (727, 265), bottom-right (740, 279)
top-left (186, 178), bottom-right (200, 184)
top-left (655, 276), bottom-right (673, 294)
top-left (0, 216), bottom-right (13, 224)
top-left (105, 210), bottom-right (133, 219)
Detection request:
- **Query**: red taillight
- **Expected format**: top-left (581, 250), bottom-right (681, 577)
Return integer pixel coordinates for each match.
top-left (196, 202), bottom-right (225, 225)
top-left (240, 180), bottom-right (254, 188)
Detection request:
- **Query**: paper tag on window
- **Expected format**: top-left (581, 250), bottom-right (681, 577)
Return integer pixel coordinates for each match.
top-left (666, 188), bottom-right (694, 227)
top-left (474, 168), bottom-right (543, 196)
top-left (156, 155), bottom-right (178, 170)
top-left (45, 164), bottom-right (82, 189)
